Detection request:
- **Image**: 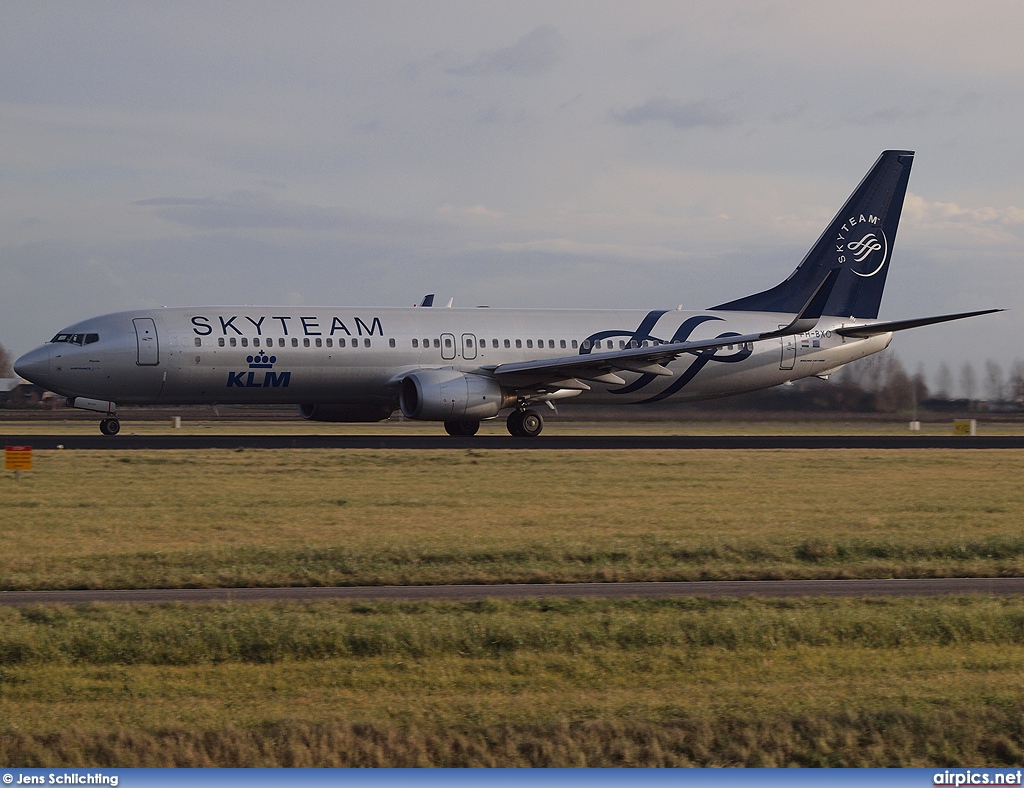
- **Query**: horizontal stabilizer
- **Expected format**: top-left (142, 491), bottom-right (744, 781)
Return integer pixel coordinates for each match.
top-left (835, 308), bottom-right (1003, 338)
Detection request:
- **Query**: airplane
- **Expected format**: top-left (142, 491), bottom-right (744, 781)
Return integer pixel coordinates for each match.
top-left (14, 150), bottom-right (1000, 437)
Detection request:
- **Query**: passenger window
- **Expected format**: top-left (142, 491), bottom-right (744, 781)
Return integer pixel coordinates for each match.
top-left (253, 338), bottom-right (260, 347)
top-left (516, 339), bottom-right (522, 348)
top-left (582, 340), bottom-right (591, 350)
top-left (364, 338), bottom-right (371, 348)
top-left (339, 338), bottom-right (346, 347)
top-left (504, 339), bottom-right (510, 348)
top-left (423, 338), bottom-right (429, 348)
top-left (526, 340), bottom-right (533, 348)
top-left (412, 338), bottom-right (419, 348)
top-left (194, 337), bottom-right (202, 347)
top-left (467, 338), bottom-right (474, 347)
top-left (560, 340), bottom-right (566, 349)
top-left (444, 337), bottom-right (452, 348)
top-left (572, 340), bottom-right (578, 348)
top-left (218, 337), bottom-right (225, 347)
top-left (547, 340), bottom-right (554, 348)
top-left (315, 338), bottom-right (322, 347)
top-left (303, 338), bottom-right (310, 347)
top-left (291, 338), bottom-right (298, 347)
top-left (241, 338), bottom-right (248, 347)
top-left (230, 337), bottom-right (237, 347)
top-left (493, 339), bottom-right (499, 348)
top-left (326, 338), bottom-right (333, 347)
top-left (389, 338), bottom-right (396, 348)
top-left (433, 338), bottom-right (440, 348)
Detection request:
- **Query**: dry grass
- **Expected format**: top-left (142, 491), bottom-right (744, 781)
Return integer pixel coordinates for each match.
top-left (1, 598), bottom-right (1024, 766)
top-left (1, 449), bottom-right (1023, 589)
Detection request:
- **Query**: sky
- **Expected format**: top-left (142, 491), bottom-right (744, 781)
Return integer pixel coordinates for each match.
top-left (1, 1), bottom-right (1022, 395)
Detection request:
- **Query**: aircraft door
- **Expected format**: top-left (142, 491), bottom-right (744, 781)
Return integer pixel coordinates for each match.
top-left (133, 318), bottom-right (160, 366)
top-left (779, 331), bottom-right (796, 371)
top-left (462, 333), bottom-right (477, 360)
top-left (440, 333), bottom-right (456, 360)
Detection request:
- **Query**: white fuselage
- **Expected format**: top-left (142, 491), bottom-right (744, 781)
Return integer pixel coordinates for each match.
top-left (17, 305), bottom-right (892, 411)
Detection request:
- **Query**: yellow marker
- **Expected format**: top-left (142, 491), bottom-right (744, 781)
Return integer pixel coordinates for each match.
top-left (952, 420), bottom-right (977, 436)
top-left (5, 445), bottom-right (32, 481)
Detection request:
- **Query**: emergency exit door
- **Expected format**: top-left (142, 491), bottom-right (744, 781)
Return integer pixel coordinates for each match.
top-left (133, 318), bottom-right (160, 366)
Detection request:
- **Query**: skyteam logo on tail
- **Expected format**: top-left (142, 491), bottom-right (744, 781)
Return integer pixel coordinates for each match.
top-left (834, 213), bottom-right (888, 277)
top-left (227, 350), bottom-right (290, 388)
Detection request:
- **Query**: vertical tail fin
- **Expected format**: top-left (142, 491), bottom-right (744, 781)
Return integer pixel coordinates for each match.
top-left (713, 150), bottom-right (914, 319)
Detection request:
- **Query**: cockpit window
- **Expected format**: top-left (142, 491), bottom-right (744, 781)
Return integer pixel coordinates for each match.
top-left (50, 333), bottom-right (100, 345)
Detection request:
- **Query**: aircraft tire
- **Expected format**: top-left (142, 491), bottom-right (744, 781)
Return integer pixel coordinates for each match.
top-left (519, 409), bottom-right (544, 437)
top-left (99, 418), bottom-right (121, 436)
top-left (444, 420), bottom-right (480, 437)
top-left (506, 411), bottom-right (525, 437)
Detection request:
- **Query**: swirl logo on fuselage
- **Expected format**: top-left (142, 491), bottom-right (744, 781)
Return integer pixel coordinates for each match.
top-left (579, 311), bottom-right (751, 403)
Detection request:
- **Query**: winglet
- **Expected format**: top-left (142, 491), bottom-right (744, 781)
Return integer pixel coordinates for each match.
top-left (756, 267), bottom-right (841, 340)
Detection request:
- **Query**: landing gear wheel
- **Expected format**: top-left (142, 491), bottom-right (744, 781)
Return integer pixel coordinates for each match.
top-left (506, 410), bottom-right (525, 437)
top-left (99, 418), bottom-right (121, 436)
top-left (519, 409), bottom-right (543, 437)
top-left (444, 420), bottom-right (480, 437)
top-left (507, 409), bottom-right (543, 437)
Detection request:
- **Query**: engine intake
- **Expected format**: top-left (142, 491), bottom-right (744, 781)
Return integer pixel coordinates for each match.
top-left (399, 369), bottom-right (511, 421)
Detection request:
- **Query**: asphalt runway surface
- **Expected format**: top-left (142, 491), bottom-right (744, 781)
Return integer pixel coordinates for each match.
top-left (4, 434), bottom-right (1024, 449)
top-left (2, 578), bottom-right (1023, 605)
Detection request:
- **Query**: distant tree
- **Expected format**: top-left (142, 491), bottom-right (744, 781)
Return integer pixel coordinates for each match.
top-left (984, 359), bottom-right (1005, 402)
top-left (913, 362), bottom-right (929, 405)
top-left (1010, 360), bottom-right (1024, 403)
top-left (0, 342), bottom-right (12, 377)
top-left (960, 361), bottom-right (977, 401)
top-left (876, 355), bottom-right (914, 412)
top-left (934, 362), bottom-right (953, 400)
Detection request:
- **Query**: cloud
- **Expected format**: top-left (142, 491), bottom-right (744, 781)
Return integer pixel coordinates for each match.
top-left (436, 203), bottom-right (506, 220)
top-left (446, 25), bottom-right (563, 77)
top-left (611, 97), bottom-right (736, 129)
top-left (135, 192), bottom-right (371, 233)
top-left (494, 238), bottom-right (681, 261)
top-left (902, 193), bottom-right (1024, 243)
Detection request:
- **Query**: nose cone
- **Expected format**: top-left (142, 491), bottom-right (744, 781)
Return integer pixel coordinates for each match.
top-left (14, 345), bottom-right (52, 385)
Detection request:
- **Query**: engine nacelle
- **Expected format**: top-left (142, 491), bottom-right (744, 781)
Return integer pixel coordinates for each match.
top-left (298, 403), bottom-right (393, 422)
top-left (399, 369), bottom-right (512, 421)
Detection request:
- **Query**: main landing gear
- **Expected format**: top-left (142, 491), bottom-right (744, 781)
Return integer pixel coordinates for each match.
top-left (444, 420), bottom-right (480, 436)
top-left (506, 409), bottom-right (543, 437)
top-left (99, 417), bottom-right (121, 436)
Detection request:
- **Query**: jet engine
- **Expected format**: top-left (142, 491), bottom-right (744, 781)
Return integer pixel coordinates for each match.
top-left (399, 369), bottom-right (513, 421)
top-left (298, 403), bottom-right (393, 422)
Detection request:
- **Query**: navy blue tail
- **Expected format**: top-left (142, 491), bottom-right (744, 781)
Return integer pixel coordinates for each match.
top-left (713, 150), bottom-right (914, 319)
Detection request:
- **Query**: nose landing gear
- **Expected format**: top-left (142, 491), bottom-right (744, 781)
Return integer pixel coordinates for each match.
top-left (99, 417), bottom-right (121, 436)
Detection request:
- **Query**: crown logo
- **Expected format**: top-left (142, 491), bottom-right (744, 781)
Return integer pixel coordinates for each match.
top-left (247, 350), bottom-right (276, 369)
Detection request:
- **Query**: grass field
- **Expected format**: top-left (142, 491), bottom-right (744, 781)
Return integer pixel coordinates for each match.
top-left (3, 447), bottom-right (1024, 766)
top-left (2, 597), bottom-right (1024, 766)
top-left (1, 449), bottom-right (1023, 589)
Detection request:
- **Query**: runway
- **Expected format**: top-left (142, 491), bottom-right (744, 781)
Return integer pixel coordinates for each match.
top-left (2, 577), bottom-right (1023, 605)
top-left (4, 434), bottom-right (1024, 450)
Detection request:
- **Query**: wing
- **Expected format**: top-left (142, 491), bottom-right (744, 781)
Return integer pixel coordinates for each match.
top-left (488, 268), bottom-right (841, 390)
